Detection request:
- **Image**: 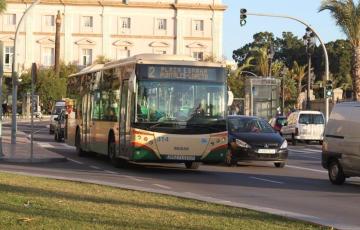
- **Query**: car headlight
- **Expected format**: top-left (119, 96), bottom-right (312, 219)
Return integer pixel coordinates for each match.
top-left (280, 140), bottom-right (288, 149)
top-left (235, 139), bottom-right (251, 148)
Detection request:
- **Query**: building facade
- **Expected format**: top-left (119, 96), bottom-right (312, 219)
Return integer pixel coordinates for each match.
top-left (0, 0), bottom-right (226, 74)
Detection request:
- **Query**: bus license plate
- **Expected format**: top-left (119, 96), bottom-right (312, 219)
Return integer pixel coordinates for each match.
top-left (258, 149), bottom-right (276, 154)
top-left (165, 155), bottom-right (196, 161)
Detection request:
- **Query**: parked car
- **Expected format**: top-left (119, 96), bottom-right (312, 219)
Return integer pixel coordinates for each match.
top-left (226, 115), bottom-right (288, 168)
top-left (269, 116), bottom-right (287, 134)
top-left (54, 110), bottom-right (66, 142)
top-left (49, 100), bottom-right (66, 134)
top-left (322, 102), bottom-right (360, 185)
top-left (281, 110), bottom-right (325, 145)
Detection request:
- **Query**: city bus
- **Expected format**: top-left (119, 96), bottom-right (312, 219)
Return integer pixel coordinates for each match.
top-left (65, 54), bottom-right (229, 169)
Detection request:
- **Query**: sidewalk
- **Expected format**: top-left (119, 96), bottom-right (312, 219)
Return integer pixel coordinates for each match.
top-left (0, 128), bottom-right (67, 163)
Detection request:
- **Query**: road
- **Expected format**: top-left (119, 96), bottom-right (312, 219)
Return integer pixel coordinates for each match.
top-left (1, 120), bottom-right (360, 230)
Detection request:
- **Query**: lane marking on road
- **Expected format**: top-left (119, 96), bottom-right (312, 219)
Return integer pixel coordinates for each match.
top-left (89, 165), bottom-right (101, 170)
top-left (250, 176), bottom-right (284, 184)
top-left (67, 158), bottom-right (84, 165)
top-left (153, 184), bottom-right (171, 190)
top-left (124, 175), bottom-right (145, 182)
top-left (303, 148), bottom-right (322, 153)
top-left (286, 165), bottom-right (327, 174)
top-left (288, 153), bottom-right (320, 160)
top-left (104, 170), bottom-right (118, 174)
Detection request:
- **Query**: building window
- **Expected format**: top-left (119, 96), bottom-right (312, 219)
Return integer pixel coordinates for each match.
top-left (194, 20), bottom-right (204, 31)
top-left (193, 52), bottom-right (203, 61)
top-left (4, 14), bottom-right (16, 25)
top-left (82, 49), bottom-right (93, 66)
top-left (120, 17), bottom-right (131, 29)
top-left (43, 47), bottom-right (55, 66)
top-left (83, 16), bottom-right (93, 28)
top-left (44, 15), bottom-right (55, 27)
top-left (157, 19), bottom-right (167, 30)
top-left (4, 46), bottom-right (14, 67)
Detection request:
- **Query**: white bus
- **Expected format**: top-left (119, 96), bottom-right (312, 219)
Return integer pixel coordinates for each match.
top-left (65, 54), bottom-right (228, 169)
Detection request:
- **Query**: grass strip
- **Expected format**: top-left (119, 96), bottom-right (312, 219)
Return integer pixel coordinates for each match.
top-left (0, 172), bottom-right (329, 230)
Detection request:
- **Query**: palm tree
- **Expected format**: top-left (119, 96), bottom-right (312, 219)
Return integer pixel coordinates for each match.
top-left (253, 47), bottom-right (269, 77)
top-left (290, 61), bottom-right (307, 109)
top-left (0, 0), bottom-right (6, 13)
top-left (319, 0), bottom-right (360, 100)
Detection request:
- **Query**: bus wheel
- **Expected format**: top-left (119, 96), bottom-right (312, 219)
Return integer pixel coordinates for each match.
top-left (185, 162), bottom-right (200, 169)
top-left (75, 130), bottom-right (85, 157)
top-left (108, 138), bottom-right (127, 168)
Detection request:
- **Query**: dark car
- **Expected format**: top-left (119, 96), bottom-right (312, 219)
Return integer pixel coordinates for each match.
top-left (269, 116), bottom-right (287, 134)
top-left (226, 115), bottom-right (288, 168)
top-left (54, 110), bottom-right (66, 142)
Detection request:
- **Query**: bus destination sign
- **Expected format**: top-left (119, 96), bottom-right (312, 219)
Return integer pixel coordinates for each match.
top-left (137, 65), bottom-right (225, 82)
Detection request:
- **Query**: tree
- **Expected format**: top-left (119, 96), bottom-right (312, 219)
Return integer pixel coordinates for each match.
top-left (290, 61), bottom-right (307, 109)
top-left (319, 0), bottom-right (360, 100)
top-left (228, 57), bottom-right (254, 98)
top-left (19, 63), bottom-right (78, 113)
top-left (0, 0), bottom-right (6, 13)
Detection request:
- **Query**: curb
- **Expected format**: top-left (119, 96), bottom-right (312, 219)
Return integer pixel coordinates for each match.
top-left (0, 157), bottom-right (68, 164)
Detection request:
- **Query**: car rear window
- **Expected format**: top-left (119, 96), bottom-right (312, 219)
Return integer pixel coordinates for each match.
top-left (299, 114), bottom-right (324, 124)
top-left (276, 117), bottom-right (287, 126)
top-left (229, 117), bottom-right (275, 133)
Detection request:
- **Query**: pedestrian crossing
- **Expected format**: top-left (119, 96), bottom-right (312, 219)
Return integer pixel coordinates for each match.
top-left (37, 142), bottom-right (75, 150)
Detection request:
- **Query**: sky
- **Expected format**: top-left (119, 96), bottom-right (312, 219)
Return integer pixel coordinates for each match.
top-left (222, 0), bottom-right (347, 60)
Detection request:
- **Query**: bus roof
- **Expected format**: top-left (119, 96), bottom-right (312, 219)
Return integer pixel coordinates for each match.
top-left (70, 54), bottom-right (226, 77)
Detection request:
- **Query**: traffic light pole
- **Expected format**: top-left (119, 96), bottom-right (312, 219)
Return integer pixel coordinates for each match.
top-left (240, 10), bottom-right (330, 121)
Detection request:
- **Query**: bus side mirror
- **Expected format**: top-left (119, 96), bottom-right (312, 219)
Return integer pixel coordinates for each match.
top-left (227, 91), bottom-right (234, 106)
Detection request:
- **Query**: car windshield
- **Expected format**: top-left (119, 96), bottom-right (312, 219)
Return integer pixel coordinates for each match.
top-left (299, 114), bottom-right (324, 124)
top-left (228, 117), bottom-right (275, 133)
top-left (136, 80), bottom-right (226, 124)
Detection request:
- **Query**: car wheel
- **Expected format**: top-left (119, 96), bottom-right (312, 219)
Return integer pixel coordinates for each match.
top-left (185, 162), bottom-right (200, 169)
top-left (292, 134), bottom-right (297, 146)
top-left (328, 160), bottom-right (346, 185)
top-left (75, 131), bottom-right (86, 157)
top-left (274, 162), bottom-right (285, 168)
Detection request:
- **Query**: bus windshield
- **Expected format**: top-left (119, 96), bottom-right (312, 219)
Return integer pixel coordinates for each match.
top-left (136, 80), bottom-right (226, 124)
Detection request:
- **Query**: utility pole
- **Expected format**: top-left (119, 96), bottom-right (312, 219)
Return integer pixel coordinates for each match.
top-left (303, 28), bottom-right (316, 110)
top-left (54, 10), bottom-right (61, 76)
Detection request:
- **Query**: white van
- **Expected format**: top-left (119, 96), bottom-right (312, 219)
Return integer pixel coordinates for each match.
top-left (322, 102), bottom-right (360, 185)
top-left (49, 100), bottom-right (66, 134)
top-left (281, 110), bottom-right (325, 145)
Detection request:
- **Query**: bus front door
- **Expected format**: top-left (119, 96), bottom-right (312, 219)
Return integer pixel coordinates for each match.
top-left (120, 80), bottom-right (130, 157)
top-left (81, 93), bottom-right (92, 151)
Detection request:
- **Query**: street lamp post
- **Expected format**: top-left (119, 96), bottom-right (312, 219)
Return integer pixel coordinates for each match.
top-left (11, 0), bottom-right (41, 144)
top-left (240, 10), bottom-right (330, 122)
top-left (303, 27), bottom-right (316, 110)
top-left (281, 67), bottom-right (288, 115)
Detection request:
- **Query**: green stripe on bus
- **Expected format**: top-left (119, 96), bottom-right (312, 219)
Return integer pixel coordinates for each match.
top-left (203, 148), bottom-right (227, 163)
top-left (130, 147), bottom-right (159, 161)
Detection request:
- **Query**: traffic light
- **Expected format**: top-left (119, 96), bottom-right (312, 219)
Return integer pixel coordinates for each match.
top-left (240, 8), bottom-right (247, 26)
top-left (325, 80), bottom-right (333, 98)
